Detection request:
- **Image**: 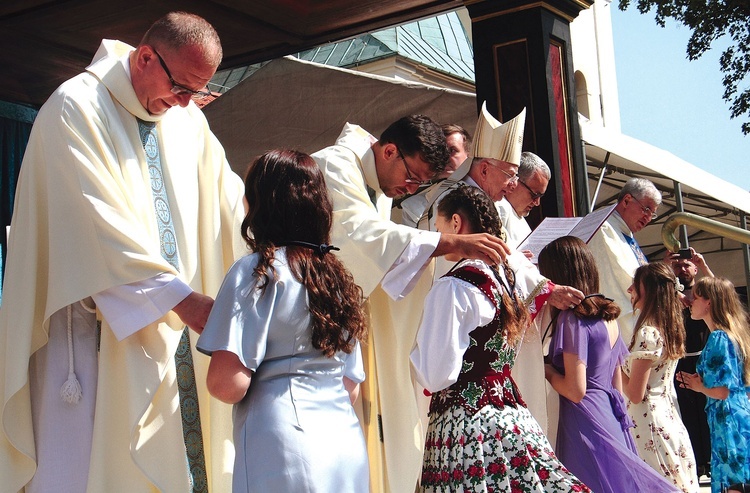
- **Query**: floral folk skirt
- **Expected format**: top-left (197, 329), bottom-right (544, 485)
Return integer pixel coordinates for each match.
top-left (420, 404), bottom-right (590, 492)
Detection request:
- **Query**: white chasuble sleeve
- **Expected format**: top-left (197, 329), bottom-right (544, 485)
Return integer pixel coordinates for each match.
top-left (93, 273), bottom-right (192, 341)
top-left (312, 141), bottom-right (426, 298)
top-left (381, 230), bottom-right (440, 300)
top-left (588, 218), bottom-right (640, 342)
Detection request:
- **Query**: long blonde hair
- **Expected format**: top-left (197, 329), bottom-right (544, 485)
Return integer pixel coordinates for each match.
top-left (693, 277), bottom-right (750, 385)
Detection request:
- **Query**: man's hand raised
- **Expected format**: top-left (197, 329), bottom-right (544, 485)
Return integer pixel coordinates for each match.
top-left (433, 232), bottom-right (511, 265)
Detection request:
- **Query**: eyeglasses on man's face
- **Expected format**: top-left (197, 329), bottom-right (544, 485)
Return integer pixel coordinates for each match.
top-left (630, 195), bottom-right (658, 220)
top-left (492, 163), bottom-right (519, 184)
top-left (518, 179), bottom-right (544, 200)
top-left (397, 150), bottom-right (433, 186)
top-left (152, 48), bottom-right (213, 99)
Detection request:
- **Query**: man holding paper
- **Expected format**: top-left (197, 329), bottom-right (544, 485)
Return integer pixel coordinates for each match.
top-left (588, 178), bottom-right (661, 343)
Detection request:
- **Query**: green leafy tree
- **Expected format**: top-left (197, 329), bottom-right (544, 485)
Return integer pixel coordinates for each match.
top-left (618, 0), bottom-right (750, 134)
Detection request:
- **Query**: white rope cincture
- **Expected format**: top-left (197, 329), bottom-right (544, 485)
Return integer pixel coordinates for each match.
top-left (79, 298), bottom-right (96, 314)
top-left (60, 304), bottom-right (83, 404)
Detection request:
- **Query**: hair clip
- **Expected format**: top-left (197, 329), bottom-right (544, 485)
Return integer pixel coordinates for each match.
top-left (279, 241), bottom-right (340, 255)
top-left (584, 293), bottom-right (614, 302)
top-left (674, 277), bottom-right (685, 293)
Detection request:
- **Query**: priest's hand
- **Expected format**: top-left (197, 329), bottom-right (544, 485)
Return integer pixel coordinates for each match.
top-left (547, 284), bottom-right (585, 310)
top-left (173, 291), bottom-right (214, 334)
top-left (434, 232), bottom-right (511, 264)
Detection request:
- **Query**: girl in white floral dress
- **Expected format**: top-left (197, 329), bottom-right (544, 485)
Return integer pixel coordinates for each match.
top-left (410, 186), bottom-right (590, 493)
top-left (622, 262), bottom-right (700, 493)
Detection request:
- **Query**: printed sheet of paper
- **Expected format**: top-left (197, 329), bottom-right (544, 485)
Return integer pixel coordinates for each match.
top-left (517, 204), bottom-right (617, 259)
top-left (568, 204), bottom-right (617, 243)
top-left (518, 217), bottom-right (581, 258)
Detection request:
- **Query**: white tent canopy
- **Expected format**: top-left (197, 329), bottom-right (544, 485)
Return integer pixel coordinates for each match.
top-left (203, 57), bottom-right (749, 288)
top-left (581, 117), bottom-right (750, 289)
top-left (203, 56), bottom-right (477, 179)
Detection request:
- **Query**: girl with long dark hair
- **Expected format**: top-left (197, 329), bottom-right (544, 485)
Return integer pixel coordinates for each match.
top-left (621, 262), bottom-right (699, 492)
top-left (197, 149), bottom-right (368, 492)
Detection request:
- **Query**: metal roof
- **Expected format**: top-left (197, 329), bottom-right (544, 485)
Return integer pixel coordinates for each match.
top-left (210, 11), bottom-right (474, 94)
top-left (296, 11), bottom-right (474, 82)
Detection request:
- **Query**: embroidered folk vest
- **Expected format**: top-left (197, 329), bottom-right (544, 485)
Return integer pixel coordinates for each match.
top-left (429, 265), bottom-right (526, 416)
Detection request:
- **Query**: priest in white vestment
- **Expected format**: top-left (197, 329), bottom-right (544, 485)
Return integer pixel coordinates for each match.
top-left (312, 115), bottom-right (512, 493)
top-left (0, 13), bottom-right (245, 493)
top-left (497, 151), bottom-right (551, 250)
top-left (588, 178), bottom-right (661, 345)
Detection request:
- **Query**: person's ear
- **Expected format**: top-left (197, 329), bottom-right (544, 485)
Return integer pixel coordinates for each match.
top-left (134, 45), bottom-right (153, 71)
top-left (382, 143), bottom-right (399, 162)
top-left (480, 159), bottom-right (492, 178)
top-left (450, 213), bottom-right (462, 233)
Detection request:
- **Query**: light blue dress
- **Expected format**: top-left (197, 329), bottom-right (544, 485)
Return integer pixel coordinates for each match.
top-left (197, 249), bottom-right (369, 492)
top-left (696, 329), bottom-right (750, 493)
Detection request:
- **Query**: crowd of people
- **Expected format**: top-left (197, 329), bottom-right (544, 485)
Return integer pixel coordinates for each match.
top-left (0, 10), bottom-right (749, 493)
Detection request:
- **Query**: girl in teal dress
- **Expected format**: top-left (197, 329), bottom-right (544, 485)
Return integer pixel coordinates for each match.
top-left (678, 277), bottom-right (750, 493)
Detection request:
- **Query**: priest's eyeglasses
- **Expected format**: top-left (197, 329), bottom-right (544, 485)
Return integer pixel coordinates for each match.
top-left (495, 165), bottom-right (519, 184)
top-left (397, 150), bottom-right (432, 186)
top-left (630, 195), bottom-right (658, 220)
top-left (518, 179), bottom-right (544, 200)
top-left (153, 48), bottom-right (213, 99)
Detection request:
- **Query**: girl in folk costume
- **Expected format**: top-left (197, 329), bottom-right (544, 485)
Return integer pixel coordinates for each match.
top-left (197, 150), bottom-right (369, 492)
top-left (678, 277), bottom-right (750, 493)
top-left (621, 262), bottom-right (699, 493)
top-left (410, 185), bottom-right (590, 492)
top-left (538, 236), bottom-right (678, 493)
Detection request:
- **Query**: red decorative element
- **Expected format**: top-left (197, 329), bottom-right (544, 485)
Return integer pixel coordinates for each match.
top-left (528, 281), bottom-right (554, 322)
top-left (549, 43), bottom-right (574, 217)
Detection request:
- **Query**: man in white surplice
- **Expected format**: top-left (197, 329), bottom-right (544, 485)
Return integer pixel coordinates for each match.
top-left (0, 13), bottom-right (245, 493)
top-left (588, 177), bottom-right (661, 344)
top-left (312, 115), bottom-right (512, 493)
top-left (497, 151), bottom-right (551, 250)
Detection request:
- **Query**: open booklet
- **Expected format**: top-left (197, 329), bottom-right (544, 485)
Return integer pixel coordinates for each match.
top-left (517, 204), bottom-right (617, 260)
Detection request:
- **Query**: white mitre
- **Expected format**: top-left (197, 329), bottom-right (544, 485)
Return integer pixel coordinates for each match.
top-left (473, 102), bottom-right (526, 165)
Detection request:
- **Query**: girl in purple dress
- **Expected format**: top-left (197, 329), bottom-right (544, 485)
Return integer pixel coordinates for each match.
top-left (538, 236), bottom-right (678, 493)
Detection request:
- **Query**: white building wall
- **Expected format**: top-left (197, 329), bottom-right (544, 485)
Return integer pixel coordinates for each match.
top-left (570, 0), bottom-right (621, 132)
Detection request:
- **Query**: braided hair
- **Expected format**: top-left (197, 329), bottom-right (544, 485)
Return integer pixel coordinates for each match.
top-left (437, 184), bottom-right (504, 238)
top-left (436, 185), bottom-right (529, 345)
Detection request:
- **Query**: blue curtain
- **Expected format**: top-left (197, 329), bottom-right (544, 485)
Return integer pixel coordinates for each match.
top-left (0, 101), bottom-right (37, 303)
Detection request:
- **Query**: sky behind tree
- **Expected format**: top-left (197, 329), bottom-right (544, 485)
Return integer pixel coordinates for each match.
top-left (611, 6), bottom-right (749, 192)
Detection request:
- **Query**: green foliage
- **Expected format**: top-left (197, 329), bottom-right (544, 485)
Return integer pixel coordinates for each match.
top-left (618, 0), bottom-right (750, 134)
